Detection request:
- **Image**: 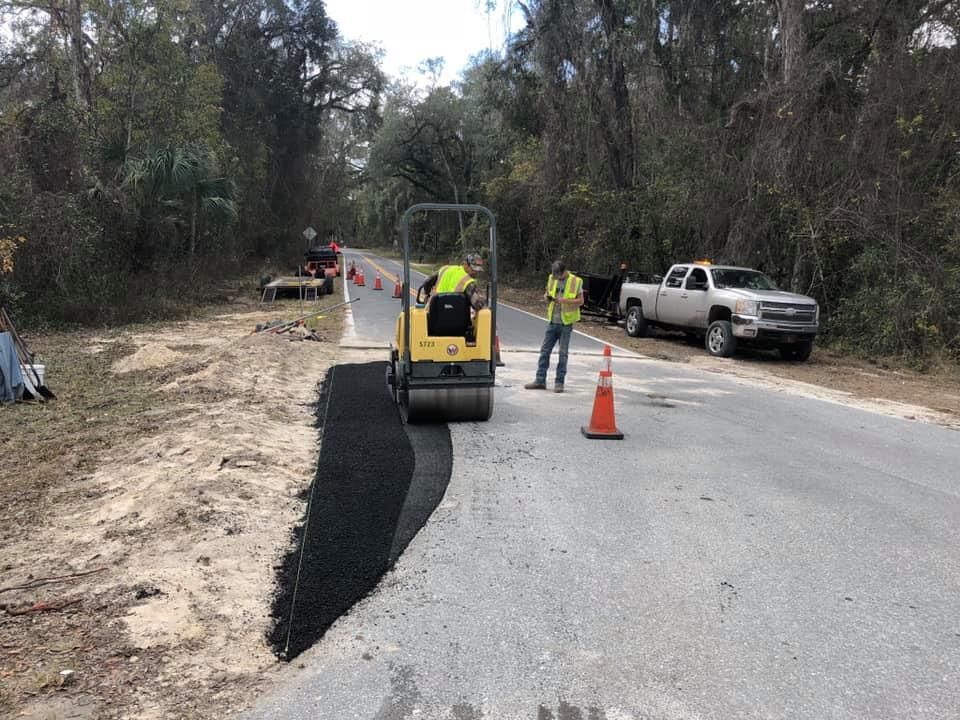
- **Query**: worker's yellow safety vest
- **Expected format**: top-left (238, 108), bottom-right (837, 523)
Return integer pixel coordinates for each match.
top-left (436, 265), bottom-right (475, 294)
top-left (546, 273), bottom-right (583, 325)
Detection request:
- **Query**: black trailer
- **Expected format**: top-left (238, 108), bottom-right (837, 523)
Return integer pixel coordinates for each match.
top-left (577, 266), bottom-right (629, 322)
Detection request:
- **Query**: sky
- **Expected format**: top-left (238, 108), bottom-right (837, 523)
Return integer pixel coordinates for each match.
top-left (323, 0), bottom-right (519, 86)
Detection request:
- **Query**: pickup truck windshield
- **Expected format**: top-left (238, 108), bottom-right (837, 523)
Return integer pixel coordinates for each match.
top-left (711, 269), bottom-right (778, 290)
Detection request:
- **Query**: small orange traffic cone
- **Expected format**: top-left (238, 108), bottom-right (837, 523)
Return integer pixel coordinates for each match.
top-left (356, 268), bottom-right (365, 286)
top-left (373, 272), bottom-right (383, 290)
top-left (495, 335), bottom-right (505, 366)
top-left (581, 345), bottom-right (623, 439)
top-left (392, 279), bottom-right (403, 298)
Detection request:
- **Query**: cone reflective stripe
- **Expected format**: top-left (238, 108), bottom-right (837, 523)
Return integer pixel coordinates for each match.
top-left (356, 269), bottom-right (365, 286)
top-left (581, 345), bottom-right (623, 439)
top-left (600, 344), bottom-right (612, 374)
top-left (495, 335), bottom-right (505, 367)
top-left (373, 272), bottom-right (383, 290)
top-left (393, 279), bottom-right (403, 298)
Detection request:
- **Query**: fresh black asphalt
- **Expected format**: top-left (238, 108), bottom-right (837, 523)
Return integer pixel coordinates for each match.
top-left (269, 362), bottom-right (452, 660)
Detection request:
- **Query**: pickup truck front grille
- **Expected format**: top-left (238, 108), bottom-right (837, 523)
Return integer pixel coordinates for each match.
top-left (760, 302), bottom-right (816, 324)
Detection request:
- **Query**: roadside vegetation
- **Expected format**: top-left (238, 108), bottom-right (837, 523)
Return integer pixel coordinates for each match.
top-left (1, 1), bottom-right (958, 368)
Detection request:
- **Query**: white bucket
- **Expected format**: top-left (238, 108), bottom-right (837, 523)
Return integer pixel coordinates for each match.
top-left (20, 363), bottom-right (45, 396)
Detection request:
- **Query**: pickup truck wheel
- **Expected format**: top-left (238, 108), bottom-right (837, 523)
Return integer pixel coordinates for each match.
top-left (706, 320), bottom-right (737, 358)
top-left (625, 306), bottom-right (647, 337)
top-left (779, 340), bottom-right (813, 362)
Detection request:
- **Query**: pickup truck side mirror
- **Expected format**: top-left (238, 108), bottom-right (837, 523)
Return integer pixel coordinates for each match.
top-left (652, 274), bottom-right (663, 284)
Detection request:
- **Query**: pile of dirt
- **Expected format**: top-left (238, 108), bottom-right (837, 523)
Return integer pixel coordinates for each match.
top-left (111, 343), bottom-right (183, 373)
top-left (159, 332), bottom-right (312, 398)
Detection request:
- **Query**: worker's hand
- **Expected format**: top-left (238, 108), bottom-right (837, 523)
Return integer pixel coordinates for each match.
top-left (544, 293), bottom-right (554, 302)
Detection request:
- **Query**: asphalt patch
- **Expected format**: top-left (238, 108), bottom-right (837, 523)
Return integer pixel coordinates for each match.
top-left (269, 362), bottom-right (452, 660)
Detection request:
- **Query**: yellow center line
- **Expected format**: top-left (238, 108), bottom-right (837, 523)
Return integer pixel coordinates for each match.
top-left (361, 255), bottom-right (427, 300)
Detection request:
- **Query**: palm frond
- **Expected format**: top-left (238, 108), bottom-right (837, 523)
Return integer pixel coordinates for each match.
top-left (201, 196), bottom-right (239, 225)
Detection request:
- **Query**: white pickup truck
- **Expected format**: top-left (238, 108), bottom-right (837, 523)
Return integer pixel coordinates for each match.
top-left (618, 262), bottom-right (820, 361)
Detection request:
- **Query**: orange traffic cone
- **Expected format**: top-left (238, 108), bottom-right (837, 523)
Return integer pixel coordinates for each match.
top-left (373, 272), bottom-right (383, 290)
top-left (392, 279), bottom-right (403, 298)
top-left (495, 335), bottom-right (505, 367)
top-left (356, 268), bottom-right (365, 286)
top-left (581, 345), bottom-right (623, 439)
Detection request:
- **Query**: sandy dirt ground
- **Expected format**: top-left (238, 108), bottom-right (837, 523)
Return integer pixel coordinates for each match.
top-left (2, 281), bottom-right (958, 720)
top-left (1, 298), bottom-right (342, 719)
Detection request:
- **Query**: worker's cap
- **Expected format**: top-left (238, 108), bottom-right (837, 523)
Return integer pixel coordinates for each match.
top-left (465, 253), bottom-right (484, 272)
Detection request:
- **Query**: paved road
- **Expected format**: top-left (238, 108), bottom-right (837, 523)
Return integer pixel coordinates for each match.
top-left (339, 249), bottom-right (611, 357)
top-left (247, 250), bottom-right (960, 720)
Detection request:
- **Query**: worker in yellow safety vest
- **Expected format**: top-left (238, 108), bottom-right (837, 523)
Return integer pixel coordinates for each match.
top-left (524, 259), bottom-right (584, 393)
top-left (420, 253), bottom-right (486, 310)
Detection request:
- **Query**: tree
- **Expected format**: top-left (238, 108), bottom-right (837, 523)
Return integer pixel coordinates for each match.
top-left (122, 144), bottom-right (238, 259)
top-left (0, 0), bottom-right (384, 322)
top-left (366, 83), bottom-right (482, 239)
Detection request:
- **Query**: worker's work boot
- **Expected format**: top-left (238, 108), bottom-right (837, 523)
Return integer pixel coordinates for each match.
top-left (554, 383), bottom-right (564, 393)
top-left (524, 381), bottom-right (547, 390)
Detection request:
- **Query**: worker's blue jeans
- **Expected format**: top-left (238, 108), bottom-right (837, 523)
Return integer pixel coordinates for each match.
top-left (535, 322), bottom-right (574, 385)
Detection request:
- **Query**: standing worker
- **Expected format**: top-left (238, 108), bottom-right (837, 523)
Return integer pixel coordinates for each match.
top-left (524, 260), bottom-right (584, 393)
top-left (419, 253), bottom-right (486, 310)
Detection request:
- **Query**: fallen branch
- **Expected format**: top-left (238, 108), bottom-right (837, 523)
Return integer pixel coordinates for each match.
top-left (0, 567), bottom-right (107, 594)
top-left (3, 599), bottom-right (81, 615)
top-left (252, 298), bottom-right (358, 335)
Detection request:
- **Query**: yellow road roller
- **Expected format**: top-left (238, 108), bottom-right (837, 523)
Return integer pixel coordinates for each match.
top-left (386, 203), bottom-right (498, 423)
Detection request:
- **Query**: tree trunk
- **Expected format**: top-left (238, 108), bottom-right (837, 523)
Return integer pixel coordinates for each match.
top-left (125, 66), bottom-right (136, 154)
top-left (68, 0), bottom-right (92, 109)
top-left (594, 0), bottom-right (634, 189)
top-left (190, 193), bottom-right (198, 257)
top-left (439, 144), bottom-right (465, 242)
top-left (777, 0), bottom-right (804, 85)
